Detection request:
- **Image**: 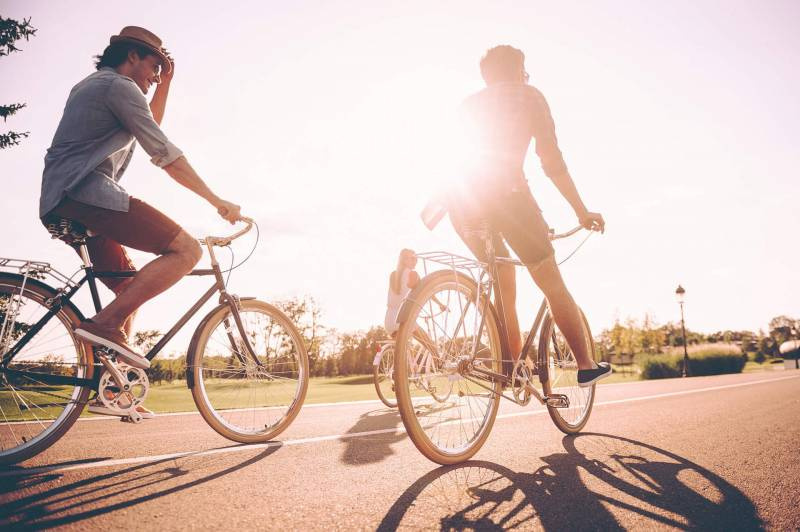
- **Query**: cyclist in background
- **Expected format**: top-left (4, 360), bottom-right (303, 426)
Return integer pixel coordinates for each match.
top-left (39, 26), bottom-right (242, 415)
top-left (384, 249), bottom-right (420, 336)
top-left (448, 45), bottom-right (610, 387)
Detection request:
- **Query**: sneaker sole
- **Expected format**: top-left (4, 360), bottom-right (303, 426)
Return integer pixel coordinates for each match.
top-left (74, 328), bottom-right (150, 369)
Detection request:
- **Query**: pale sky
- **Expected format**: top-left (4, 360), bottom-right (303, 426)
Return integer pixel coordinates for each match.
top-left (2, 0), bottom-right (798, 350)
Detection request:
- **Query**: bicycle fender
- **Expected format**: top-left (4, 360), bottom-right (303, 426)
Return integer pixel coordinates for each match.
top-left (185, 302), bottom-right (230, 389)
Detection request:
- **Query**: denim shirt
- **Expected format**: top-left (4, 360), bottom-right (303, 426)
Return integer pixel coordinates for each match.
top-left (39, 67), bottom-right (183, 216)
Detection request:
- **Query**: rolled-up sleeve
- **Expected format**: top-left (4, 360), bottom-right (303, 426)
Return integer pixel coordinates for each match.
top-left (530, 89), bottom-right (569, 180)
top-left (106, 78), bottom-right (184, 167)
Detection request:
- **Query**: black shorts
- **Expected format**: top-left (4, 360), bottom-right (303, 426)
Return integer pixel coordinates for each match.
top-left (449, 185), bottom-right (554, 267)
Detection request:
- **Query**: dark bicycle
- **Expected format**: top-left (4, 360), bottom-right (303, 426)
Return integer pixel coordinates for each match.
top-left (0, 218), bottom-right (308, 465)
top-left (393, 226), bottom-right (599, 464)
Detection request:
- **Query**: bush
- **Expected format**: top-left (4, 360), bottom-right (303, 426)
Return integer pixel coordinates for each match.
top-left (640, 356), bottom-right (682, 379)
top-left (641, 351), bottom-right (746, 379)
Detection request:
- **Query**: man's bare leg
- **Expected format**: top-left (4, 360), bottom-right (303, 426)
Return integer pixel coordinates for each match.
top-left (528, 256), bottom-right (593, 370)
top-left (90, 231), bottom-right (202, 330)
top-left (108, 279), bottom-right (136, 337)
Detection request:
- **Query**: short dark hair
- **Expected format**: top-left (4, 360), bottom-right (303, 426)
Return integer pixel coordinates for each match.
top-left (480, 45), bottom-right (526, 84)
top-left (94, 41), bottom-right (155, 70)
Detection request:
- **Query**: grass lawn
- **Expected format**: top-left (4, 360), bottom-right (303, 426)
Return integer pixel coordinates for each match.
top-left (113, 371), bottom-right (645, 415)
top-left (743, 360), bottom-right (786, 373)
top-left (113, 375), bottom-right (382, 415)
top-left (73, 359), bottom-right (789, 416)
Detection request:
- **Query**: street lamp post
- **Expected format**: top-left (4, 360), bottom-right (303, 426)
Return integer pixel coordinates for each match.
top-left (675, 285), bottom-right (689, 377)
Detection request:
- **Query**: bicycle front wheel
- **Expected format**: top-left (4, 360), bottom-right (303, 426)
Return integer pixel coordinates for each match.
top-left (539, 308), bottom-right (597, 434)
top-left (189, 299), bottom-right (309, 443)
top-left (395, 270), bottom-right (503, 465)
top-left (373, 345), bottom-right (397, 408)
top-left (0, 273), bottom-right (92, 465)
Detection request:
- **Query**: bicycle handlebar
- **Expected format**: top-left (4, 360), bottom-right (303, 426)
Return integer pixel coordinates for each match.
top-left (548, 225), bottom-right (584, 241)
top-left (200, 217), bottom-right (254, 247)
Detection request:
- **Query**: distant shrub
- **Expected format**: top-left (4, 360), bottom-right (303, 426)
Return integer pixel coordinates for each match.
top-left (641, 351), bottom-right (746, 380)
top-left (640, 356), bottom-right (681, 379)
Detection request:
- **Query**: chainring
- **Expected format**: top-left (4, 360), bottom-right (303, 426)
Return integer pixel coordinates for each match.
top-left (98, 363), bottom-right (150, 414)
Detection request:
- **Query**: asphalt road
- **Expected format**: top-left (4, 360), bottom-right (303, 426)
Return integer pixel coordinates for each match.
top-left (1, 370), bottom-right (799, 530)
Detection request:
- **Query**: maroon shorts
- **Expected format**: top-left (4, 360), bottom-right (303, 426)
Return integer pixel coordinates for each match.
top-left (449, 185), bottom-right (554, 267)
top-left (42, 197), bottom-right (182, 293)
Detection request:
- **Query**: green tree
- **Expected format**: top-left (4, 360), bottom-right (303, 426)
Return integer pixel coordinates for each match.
top-left (1, 16), bottom-right (36, 149)
top-left (769, 315), bottom-right (798, 346)
top-left (275, 296), bottom-right (326, 375)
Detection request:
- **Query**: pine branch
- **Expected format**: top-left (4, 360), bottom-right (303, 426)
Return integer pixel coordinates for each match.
top-left (0, 103), bottom-right (25, 121)
top-left (0, 131), bottom-right (30, 149)
top-left (0, 16), bottom-right (37, 57)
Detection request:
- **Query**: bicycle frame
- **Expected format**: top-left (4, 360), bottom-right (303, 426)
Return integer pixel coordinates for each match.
top-left (0, 228), bottom-right (259, 391)
top-left (413, 226), bottom-right (586, 403)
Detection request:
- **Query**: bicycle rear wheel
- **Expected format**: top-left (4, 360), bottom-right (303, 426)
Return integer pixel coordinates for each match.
top-left (539, 308), bottom-right (596, 433)
top-left (395, 270), bottom-right (503, 465)
top-left (0, 273), bottom-right (92, 465)
top-left (373, 344), bottom-right (397, 408)
top-left (189, 299), bottom-right (309, 443)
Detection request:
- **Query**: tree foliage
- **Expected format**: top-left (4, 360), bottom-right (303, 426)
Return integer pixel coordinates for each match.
top-left (0, 16), bottom-right (36, 149)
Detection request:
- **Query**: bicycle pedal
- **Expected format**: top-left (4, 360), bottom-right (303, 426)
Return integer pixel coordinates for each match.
top-left (121, 410), bottom-right (143, 424)
top-left (544, 394), bottom-right (570, 408)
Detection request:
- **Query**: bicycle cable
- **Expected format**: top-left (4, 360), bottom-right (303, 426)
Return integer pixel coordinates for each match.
top-left (219, 220), bottom-right (260, 285)
top-left (556, 230), bottom-right (594, 266)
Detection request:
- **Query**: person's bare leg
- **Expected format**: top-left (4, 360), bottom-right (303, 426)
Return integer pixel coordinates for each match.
top-left (121, 310), bottom-right (136, 338)
top-left (91, 231), bottom-right (202, 330)
top-left (495, 263), bottom-right (522, 359)
top-left (109, 279), bottom-right (136, 337)
top-left (528, 256), bottom-right (593, 370)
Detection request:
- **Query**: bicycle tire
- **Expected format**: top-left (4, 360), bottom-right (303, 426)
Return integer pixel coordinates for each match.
top-left (539, 308), bottom-right (596, 434)
top-left (0, 272), bottom-right (93, 465)
top-left (188, 299), bottom-right (309, 443)
top-left (373, 345), bottom-right (398, 408)
top-left (395, 270), bottom-right (503, 465)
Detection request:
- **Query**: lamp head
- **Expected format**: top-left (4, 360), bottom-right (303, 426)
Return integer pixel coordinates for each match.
top-left (675, 284), bottom-right (686, 303)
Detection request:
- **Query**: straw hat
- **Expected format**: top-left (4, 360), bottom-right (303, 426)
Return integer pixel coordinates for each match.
top-left (110, 26), bottom-right (171, 73)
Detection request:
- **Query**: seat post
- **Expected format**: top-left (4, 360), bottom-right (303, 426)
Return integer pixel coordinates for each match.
top-left (78, 242), bottom-right (93, 269)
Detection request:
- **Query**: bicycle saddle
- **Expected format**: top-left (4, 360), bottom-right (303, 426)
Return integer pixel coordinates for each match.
top-left (43, 215), bottom-right (90, 245)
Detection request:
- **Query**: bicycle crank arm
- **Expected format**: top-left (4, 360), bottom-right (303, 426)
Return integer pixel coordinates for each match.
top-left (95, 349), bottom-right (130, 391)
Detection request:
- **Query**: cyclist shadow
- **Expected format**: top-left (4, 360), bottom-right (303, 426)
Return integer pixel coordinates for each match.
top-left (340, 408), bottom-right (406, 465)
top-left (377, 432), bottom-right (763, 530)
top-left (0, 443), bottom-right (282, 530)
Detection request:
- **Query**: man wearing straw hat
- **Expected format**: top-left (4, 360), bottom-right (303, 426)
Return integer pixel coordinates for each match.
top-left (39, 26), bottom-right (242, 417)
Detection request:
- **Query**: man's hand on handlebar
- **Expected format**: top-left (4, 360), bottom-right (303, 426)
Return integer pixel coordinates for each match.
top-left (216, 200), bottom-right (242, 224)
top-left (578, 211), bottom-right (605, 234)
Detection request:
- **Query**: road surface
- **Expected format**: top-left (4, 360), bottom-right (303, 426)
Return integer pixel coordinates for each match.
top-left (2, 370), bottom-right (799, 530)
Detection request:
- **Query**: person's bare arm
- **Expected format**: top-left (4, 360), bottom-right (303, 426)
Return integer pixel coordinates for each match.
top-left (163, 156), bottom-right (241, 223)
top-left (549, 172), bottom-right (604, 232)
top-left (149, 56), bottom-right (174, 125)
top-left (533, 90), bottom-right (605, 232)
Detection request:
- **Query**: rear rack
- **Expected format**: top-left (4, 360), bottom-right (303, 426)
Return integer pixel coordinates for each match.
top-left (0, 257), bottom-right (81, 289)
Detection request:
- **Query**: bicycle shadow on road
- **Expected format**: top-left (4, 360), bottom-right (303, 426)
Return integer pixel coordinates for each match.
top-left (377, 432), bottom-right (763, 530)
top-left (339, 407), bottom-right (407, 465)
top-left (0, 443), bottom-right (282, 530)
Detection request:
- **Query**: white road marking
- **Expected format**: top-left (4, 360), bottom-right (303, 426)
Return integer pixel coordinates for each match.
top-left (2, 373), bottom-right (797, 478)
